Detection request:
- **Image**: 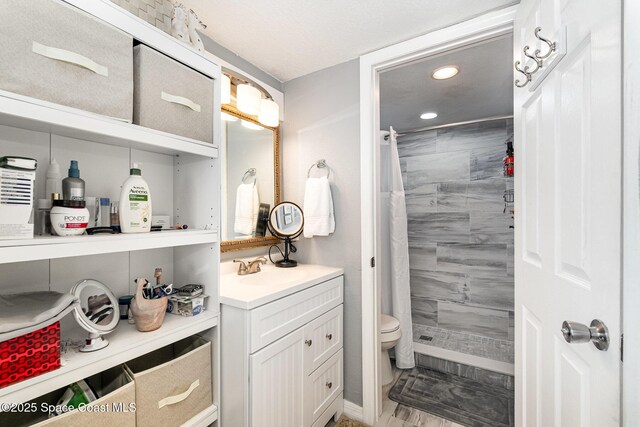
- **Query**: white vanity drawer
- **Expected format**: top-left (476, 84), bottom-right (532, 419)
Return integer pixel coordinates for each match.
top-left (304, 305), bottom-right (343, 374)
top-left (133, 44), bottom-right (213, 143)
top-left (0, 0), bottom-right (133, 121)
top-left (249, 276), bottom-right (343, 353)
top-left (304, 349), bottom-right (343, 426)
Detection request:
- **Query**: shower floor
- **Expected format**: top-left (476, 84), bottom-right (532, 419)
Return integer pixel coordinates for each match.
top-left (413, 324), bottom-right (514, 364)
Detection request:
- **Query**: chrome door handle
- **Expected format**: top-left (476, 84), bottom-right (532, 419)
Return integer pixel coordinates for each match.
top-left (305, 339), bottom-right (312, 347)
top-left (561, 319), bottom-right (610, 351)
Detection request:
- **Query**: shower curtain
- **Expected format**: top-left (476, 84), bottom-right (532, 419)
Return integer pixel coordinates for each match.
top-left (388, 127), bottom-right (415, 368)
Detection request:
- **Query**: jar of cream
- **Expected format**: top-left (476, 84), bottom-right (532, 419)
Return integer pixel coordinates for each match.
top-left (51, 200), bottom-right (90, 236)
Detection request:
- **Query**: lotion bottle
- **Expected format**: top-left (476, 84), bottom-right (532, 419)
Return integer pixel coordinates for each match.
top-left (119, 163), bottom-right (152, 233)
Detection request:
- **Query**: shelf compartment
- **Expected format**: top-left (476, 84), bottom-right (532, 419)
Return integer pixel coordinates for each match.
top-left (0, 229), bottom-right (218, 264)
top-left (182, 404), bottom-right (219, 427)
top-left (0, 311), bottom-right (219, 403)
top-left (0, 91), bottom-right (218, 158)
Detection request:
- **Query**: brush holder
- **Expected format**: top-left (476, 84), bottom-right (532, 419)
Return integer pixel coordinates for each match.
top-left (130, 279), bottom-right (167, 332)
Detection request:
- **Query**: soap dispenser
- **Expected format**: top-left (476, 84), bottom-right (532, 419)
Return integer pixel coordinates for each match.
top-left (119, 163), bottom-right (152, 233)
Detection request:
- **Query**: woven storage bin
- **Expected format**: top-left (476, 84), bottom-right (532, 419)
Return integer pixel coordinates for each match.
top-left (130, 280), bottom-right (168, 332)
top-left (126, 336), bottom-right (212, 427)
top-left (110, 0), bottom-right (174, 34)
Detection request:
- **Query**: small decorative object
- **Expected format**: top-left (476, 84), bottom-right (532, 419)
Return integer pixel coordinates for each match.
top-left (187, 8), bottom-right (206, 52)
top-left (171, 3), bottom-right (190, 43)
top-left (130, 277), bottom-right (168, 332)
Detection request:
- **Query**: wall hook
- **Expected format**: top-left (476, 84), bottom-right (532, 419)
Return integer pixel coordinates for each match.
top-left (514, 61), bottom-right (531, 88)
top-left (533, 27), bottom-right (556, 60)
top-left (523, 46), bottom-right (542, 74)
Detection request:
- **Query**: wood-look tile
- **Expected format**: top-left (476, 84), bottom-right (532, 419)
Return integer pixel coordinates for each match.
top-left (467, 275), bottom-right (514, 311)
top-left (437, 179), bottom-right (506, 213)
top-left (397, 130), bottom-right (437, 158)
top-left (405, 188), bottom-right (437, 216)
top-left (408, 242), bottom-right (437, 270)
top-left (406, 151), bottom-right (470, 186)
top-left (436, 119), bottom-right (507, 153)
top-left (471, 145), bottom-right (506, 181)
top-left (506, 244), bottom-right (514, 277)
top-left (408, 213), bottom-right (470, 243)
top-left (410, 270), bottom-right (468, 303)
top-left (470, 212), bottom-right (514, 244)
top-left (508, 311), bottom-right (515, 341)
top-left (438, 302), bottom-right (510, 340)
top-left (437, 243), bottom-right (507, 274)
top-left (411, 297), bottom-right (438, 327)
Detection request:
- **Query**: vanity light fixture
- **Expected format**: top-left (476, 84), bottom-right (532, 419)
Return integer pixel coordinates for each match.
top-left (221, 74), bottom-right (231, 104)
top-left (420, 112), bottom-right (438, 120)
top-left (221, 112), bottom-right (238, 122)
top-left (241, 120), bottom-right (263, 130)
top-left (237, 83), bottom-right (261, 115)
top-left (432, 65), bottom-right (459, 80)
top-left (258, 98), bottom-right (279, 127)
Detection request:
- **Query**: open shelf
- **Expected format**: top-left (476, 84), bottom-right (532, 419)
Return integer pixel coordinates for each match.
top-left (0, 91), bottom-right (219, 158)
top-left (0, 311), bottom-right (219, 403)
top-left (182, 404), bottom-right (219, 427)
top-left (0, 229), bottom-right (218, 264)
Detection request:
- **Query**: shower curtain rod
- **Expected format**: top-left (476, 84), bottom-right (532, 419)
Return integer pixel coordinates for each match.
top-left (385, 114), bottom-right (514, 139)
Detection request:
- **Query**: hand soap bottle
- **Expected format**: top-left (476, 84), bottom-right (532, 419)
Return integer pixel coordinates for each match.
top-left (119, 163), bottom-right (152, 233)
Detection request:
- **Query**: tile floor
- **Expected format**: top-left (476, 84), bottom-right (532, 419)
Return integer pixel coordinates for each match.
top-left (325, 367), bottom-right (464, 427)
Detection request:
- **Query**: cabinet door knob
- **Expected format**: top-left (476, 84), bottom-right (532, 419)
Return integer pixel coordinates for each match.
top-left (326, 333), bottom-right (333, 340)
top-left (326, 381), bottom-right (333, 389)
top-left (305, 339), bottom-right (312, 346)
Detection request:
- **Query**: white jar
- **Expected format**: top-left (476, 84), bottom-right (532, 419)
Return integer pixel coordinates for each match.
top-left (51, 200), bottom-right (90, 236)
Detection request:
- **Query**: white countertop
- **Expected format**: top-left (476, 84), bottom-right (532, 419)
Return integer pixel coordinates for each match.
top-left (220, 262), bottom-right (344, 310)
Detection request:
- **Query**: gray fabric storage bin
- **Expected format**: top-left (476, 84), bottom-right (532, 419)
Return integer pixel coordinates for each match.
top-left (0, 365), bottom-right (135, 427)
top-left (0, 0), bottom-right (133, 122)
top-left (125, 336), bottom-right (213, 427)
top-left (134, 45), bottom-right (214, 143)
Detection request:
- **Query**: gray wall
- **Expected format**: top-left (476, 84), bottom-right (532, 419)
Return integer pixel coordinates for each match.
top-left (282, 59), bottom-right (362, 405)
top-left (397, 119), bottom-right (515, 349)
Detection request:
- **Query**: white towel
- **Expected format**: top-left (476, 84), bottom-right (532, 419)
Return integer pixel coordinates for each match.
top-left (303, 176), bottom-right (335, 238)
top-left (234, 183), bottom-right (260, 235)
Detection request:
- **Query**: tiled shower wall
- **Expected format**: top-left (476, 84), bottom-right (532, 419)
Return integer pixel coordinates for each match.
top-left (397, 118), bottom-right (514, 358)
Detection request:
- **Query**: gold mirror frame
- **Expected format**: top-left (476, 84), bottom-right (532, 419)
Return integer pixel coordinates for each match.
top-left (220, 104), bottom-right (281, 252)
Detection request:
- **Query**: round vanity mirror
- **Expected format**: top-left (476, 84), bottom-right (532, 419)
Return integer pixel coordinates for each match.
top-left (268, 202), bottom-right (304, 268)
top-left (70, 279), bottom-right (119, 352)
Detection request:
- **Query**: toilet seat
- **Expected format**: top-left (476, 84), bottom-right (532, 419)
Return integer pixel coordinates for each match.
top-left (381, 314), bottom-right (400, 334)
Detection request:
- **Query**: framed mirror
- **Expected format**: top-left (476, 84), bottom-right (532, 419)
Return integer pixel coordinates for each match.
top-left (221, 104), bottom-right (281, 252)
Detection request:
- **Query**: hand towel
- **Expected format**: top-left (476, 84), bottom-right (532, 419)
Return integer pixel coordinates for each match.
top-left (234, 182), bottom-right (260, 235)
top-left (303, 176), bottom-right (335, 238)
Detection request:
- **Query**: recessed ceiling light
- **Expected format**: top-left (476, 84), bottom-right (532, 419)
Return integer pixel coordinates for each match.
top-left (432, 65), bottom-right (459, 80)
top-left (420, 112), bottom-right (438, 120)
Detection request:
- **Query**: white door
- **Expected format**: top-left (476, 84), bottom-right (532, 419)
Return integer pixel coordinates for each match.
top-left (250, 328), bottom-right (305, 427)
top-left (514, 0), bottom-right (621, 425)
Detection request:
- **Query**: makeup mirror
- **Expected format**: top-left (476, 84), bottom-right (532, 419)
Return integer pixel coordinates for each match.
top-left (70, 279), bottom-right (119, 352)
top-left (268, 202), bottom-right (304, 268)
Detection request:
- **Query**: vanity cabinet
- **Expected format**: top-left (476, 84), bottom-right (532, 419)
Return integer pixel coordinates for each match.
top-left (221, 271), bottom-right (344, 427)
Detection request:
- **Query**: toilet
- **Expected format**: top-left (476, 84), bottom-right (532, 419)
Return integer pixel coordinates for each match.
top-left (380, 314), bottom-right (402, 385)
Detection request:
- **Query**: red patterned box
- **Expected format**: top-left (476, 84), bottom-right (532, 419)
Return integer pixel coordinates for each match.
top-left (0, 322), bottom-right (61, 388)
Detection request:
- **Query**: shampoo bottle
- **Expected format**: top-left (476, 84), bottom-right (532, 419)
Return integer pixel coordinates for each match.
top-left (119, 163), bottom-right (152, 233)
top-left (62, 160), bottom-right (85, 201)
top-left (45, 159), bottom-right (61, 201)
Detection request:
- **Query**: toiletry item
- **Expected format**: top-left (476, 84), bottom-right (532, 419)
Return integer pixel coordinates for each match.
top-left (35, 199), bottom-right (52, 236)
top-left (0, 162), bottom-right (36, 239)
top-left (50, 200), bottom-right (89, 236)
top-left (53, 380), bottom-right (97, 415)
top-left (154, 267), bottom-right (163, 285)
top-left (166, 294), bottom-right (208, 317)
top-left (177, 284), bottom-right (204, 297)
top-left (100, 197), bottom-right (110, 227)
top-left (118, 295), bottom-right (133, 320)
top-left (85, 196), bottom-right (97, 227)
top-left (119, 163), bottom-right (152, 233)
top-left (110, 201), bottom-right (120, 233)
top-left (62, 160), bottom-right (85, 201)
top-left (0, 156), bottom-right (37, 171)
top-left (45, 159), bottom-right (61, 199)
top-left (151, 215), bottom-right (171, 229)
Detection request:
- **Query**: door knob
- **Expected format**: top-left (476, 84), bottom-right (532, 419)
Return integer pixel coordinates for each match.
top-left (326, 381), bottom-right (333, 389)
top-left (326, 333), bottom-right (333, 340)
top-left (561, 319), bottom-right (609, 351)
top-left (305, 339), bottom-right (312, 347)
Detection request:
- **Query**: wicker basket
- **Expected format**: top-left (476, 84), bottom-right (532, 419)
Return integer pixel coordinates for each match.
top-left (110, 0), bottom-right (174, 34)
top-left (130, 279), bottom-right (168, 332)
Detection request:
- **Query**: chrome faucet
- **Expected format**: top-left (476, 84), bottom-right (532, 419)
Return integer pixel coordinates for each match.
top-left (233, 257), bottom-right (267, 275)
top-left (247, 257), bottom-right (267, 274)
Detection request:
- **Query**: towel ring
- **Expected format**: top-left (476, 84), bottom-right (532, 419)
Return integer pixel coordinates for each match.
top-left (242, 168), bottom-right (256, 184)
top-left (307, 159), bottom-right (331, 178)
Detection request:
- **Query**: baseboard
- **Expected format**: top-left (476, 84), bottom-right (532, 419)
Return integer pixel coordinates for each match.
top-left (343, 399), bottom-right (364, 422)
top-left (413, 341), bottom-right (514, 376)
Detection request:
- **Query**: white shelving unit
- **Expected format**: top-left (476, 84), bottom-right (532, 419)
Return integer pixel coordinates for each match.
top-left (0, 1), bottom-right (222, 425)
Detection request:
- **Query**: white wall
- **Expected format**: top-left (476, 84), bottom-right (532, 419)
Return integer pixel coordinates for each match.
top-left (282, 59), bottom-right (363, 405)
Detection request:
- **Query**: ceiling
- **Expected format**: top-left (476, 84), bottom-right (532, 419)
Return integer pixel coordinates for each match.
top-left (180, 0), bottom-right (517, 82)
top-left (380, 35), bottom-right (514, 132)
